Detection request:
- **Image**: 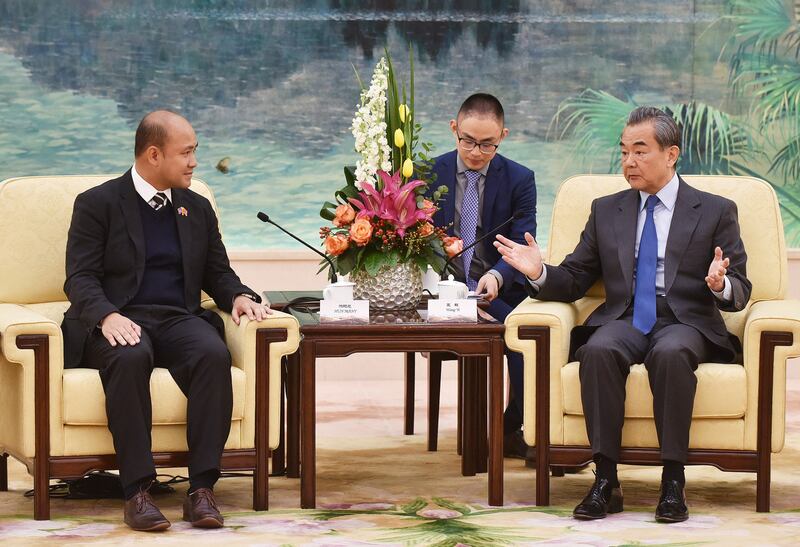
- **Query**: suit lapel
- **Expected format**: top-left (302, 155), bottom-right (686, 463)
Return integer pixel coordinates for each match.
top-left (171, 189), bottom-right (193, 305)
top-left (119, 171), bottom-right (145, 285)
top-left (664, 177), bottom-right (701, 293)
top-left (441, 152), bottom-right (458, 234)
top-left (613, 189), bottom-right (639, 295)
top-left (482, 156), bottom-right (502, 232)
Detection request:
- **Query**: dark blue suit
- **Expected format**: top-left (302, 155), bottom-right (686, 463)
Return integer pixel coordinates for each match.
top-left (431, 150), bottom-right (537, 433)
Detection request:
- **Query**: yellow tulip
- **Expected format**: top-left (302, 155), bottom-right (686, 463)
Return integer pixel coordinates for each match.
top-left (399, 104), bottom-right (409, 123)
top-left (394, 128), bottom-right (405, 148)
top-left (402, 158), bottom-right (414, 178)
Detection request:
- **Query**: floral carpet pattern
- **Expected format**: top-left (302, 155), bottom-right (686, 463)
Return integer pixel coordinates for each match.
top-left (2, 376), bottom-right (799, 545)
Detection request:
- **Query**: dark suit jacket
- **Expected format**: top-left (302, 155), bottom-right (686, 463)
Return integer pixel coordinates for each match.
top-left (431, 150), bottom-right (537, 301)
top-left (61, 170), bottom-right (259, 368)
top-left (528, 176), bottom-right (751, 362)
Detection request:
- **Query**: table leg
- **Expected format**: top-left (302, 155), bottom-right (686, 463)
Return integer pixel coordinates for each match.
top-left (456, 359), bottom-right (463, 456)
top-left (404, 352), bottom-right (415, 435)
top-left (271, 357), bottom-right (287, 476)
top-left (489, 338), bottom-right (505, 506)
top-left (300, 340), bottom-right (316, 508)
top-left (476, 357), bottom-right (488, 474)
top-left (286, 350), bottom-right (301, 478)
top-left (427, 353), bottom-right (443, 451)
top-left (461, 356), bottom-right (478, 477)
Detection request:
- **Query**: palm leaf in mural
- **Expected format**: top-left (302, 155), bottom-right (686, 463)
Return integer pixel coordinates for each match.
top-left (550, 91), bottom-right (757, 175)
top-left (724, 0), bottom-right (798, 86)
top-left (549, 89), bottom-right (635, 172)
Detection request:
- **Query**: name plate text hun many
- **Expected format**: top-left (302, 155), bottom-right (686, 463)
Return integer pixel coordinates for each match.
top-left (319, 300), bottom-right (370, 324)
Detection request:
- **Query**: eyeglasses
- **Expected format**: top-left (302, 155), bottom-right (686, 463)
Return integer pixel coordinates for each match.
top-left (456, 130), bottom-right (500, 154)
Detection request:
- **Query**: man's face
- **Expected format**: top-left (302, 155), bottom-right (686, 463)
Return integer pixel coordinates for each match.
top-left (155, 119), bottom-right (198, 190)
top-left (450, 114), bottom-right (507, 171)
top-left (619, 121), bottom-right (679, 194)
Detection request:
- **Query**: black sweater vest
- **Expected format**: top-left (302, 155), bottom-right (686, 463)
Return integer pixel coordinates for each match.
top-left (129, 197), bottom-right (186, 309)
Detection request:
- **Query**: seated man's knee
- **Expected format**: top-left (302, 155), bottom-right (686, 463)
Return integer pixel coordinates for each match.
top-left (106, 342), bottom-right (153, 376)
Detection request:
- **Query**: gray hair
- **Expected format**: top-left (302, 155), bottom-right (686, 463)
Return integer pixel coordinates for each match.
top-left (625, 106), bottom-right (681, 149)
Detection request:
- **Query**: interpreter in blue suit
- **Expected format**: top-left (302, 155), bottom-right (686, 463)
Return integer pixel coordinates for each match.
top-left (430, 93), bottom-right (537, 459)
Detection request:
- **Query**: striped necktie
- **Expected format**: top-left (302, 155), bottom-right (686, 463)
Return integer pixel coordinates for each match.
top-left (148, 192), bottom-right (168, 211)
top-left (461, 170), bottom-right (481, 291)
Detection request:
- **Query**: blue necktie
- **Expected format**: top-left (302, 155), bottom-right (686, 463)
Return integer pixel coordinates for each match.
top-left (633, 195), bottom-right (659, 334)
top-left (461, 170), bottom-right (481, 291)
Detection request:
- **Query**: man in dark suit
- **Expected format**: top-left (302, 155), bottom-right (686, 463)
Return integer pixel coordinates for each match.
top-left (430, 93), bottom-right (537, 457)
top-left (494, 106), bottom-right (751, 522)
top-left (61, 111), bottom-right (270, 532)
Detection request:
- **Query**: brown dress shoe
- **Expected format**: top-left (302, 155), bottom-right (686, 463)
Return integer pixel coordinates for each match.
top-left (183, 488), bottom-right (224, 528)
top-left (124, 489), bottom-right (170, 532)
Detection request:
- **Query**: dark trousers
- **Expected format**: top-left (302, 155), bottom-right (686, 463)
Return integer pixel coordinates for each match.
top-left (486, 294), bottom-right (525, 434)
top-left (78, 305), bottom-right (233, 490)
top-left (576, 297), bottom-right (712, 464)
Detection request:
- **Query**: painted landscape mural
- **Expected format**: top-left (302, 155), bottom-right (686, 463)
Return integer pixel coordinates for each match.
top-left (1, 0), bottom-right (798, 248)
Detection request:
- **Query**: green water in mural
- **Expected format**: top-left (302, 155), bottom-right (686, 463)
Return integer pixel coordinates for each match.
top-left (3, 0), bottom-right (777, 250)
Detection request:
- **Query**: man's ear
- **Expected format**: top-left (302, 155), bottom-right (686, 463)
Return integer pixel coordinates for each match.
top-left (667, 145), bottom-right (680, 168)
top-left (145, 145), bottom-right (161, 166)
top-left (449, 119), bottom-right (458, 135)
top-left (500, 127), bottom-right (509, 141)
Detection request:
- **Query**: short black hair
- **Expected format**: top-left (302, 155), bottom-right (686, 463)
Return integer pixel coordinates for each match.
top-left (134, 112), bottom-right (170, 157)
top-left (457, 93), bottom-right (504, 124)
top-left (625, 106), bottom-right (681, 149)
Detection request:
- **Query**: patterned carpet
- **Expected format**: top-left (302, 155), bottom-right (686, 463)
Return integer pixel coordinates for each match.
top-left (2, 374), bottom-right (799, 546)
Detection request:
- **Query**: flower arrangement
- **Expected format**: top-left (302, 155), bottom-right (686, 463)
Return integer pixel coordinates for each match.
top-left (319, 49), bottom-right (450, 279)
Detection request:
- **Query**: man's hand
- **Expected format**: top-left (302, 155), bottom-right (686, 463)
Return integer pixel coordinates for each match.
top-left (476, 273), bottom-right (499, 302)
top-left (100, 312), bottom-right (141, 347)
top-left (705, 246), bottom-right (729, 292)
top-left (232, 295), bottom-right (272, 325)
top-left (493, 232), bottom-right (543, 279)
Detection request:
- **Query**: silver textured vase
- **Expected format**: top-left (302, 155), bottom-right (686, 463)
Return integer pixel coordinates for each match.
top-left (351, 262), bottom-right (423, 311)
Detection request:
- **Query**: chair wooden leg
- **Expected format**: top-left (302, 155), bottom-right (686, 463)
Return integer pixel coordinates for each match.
top-left (456, 358), bottom-right (463, 456)
top-left (286, 350), bottom-right (301, 479)
top-left (0, 453), bottom-right (8, 491)
top-left (461, 357), bottom-right (478, 477)
top-left (404, 352), bottom-right (415, 435)
top-left (427, 353), bottom-right (443, 451)
top-left (271, 358), bottom-right (287, 477)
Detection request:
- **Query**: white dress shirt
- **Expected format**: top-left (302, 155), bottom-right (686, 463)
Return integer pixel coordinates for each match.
top-left (131, 164), bottom-right (172, 205)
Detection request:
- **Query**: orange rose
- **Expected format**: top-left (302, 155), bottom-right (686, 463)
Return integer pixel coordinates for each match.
top-left (418, 222), bottom-right (434, 237)
top-left (324, 233), bottom-right (349, 256)
top-left (443, 236), bottom-right (463, 257)
top-left (349, 217), bottom-right (373, 246)
top-left (333, 203), bottom-right (356, 227)
top-left (421, 199), bottom-right (437, 218)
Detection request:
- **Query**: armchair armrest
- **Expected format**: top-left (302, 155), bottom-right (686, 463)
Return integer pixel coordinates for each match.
top-left (742, 299), bottom-right (800, 452)
top-left (504, 298), bottom-right (579, 448)
top-left (206, 303), bottom-right (301, 449)
top-left (0, 303), bottom-right (64, 459)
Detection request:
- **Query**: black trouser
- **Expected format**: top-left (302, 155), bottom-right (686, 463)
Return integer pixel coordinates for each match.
top-left (576, 297), bottom-right (712, 463)
top-left (79, 305), bottom-right (233, 491)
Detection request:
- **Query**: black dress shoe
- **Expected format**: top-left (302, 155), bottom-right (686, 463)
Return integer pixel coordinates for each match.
top-left (655, 480), bottom-right (689, 523)
top-left (503, 430), bottom-right (529, 459)
top-left (573, 478), bottom-right (623, 520)
top-left (183, 488), bottom-right (225, 528)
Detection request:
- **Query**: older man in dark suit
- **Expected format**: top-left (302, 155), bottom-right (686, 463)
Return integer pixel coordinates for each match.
top-left (494, 106), bottom-right (751, 523)
top-left (61, 111), bottom-right (269, 531)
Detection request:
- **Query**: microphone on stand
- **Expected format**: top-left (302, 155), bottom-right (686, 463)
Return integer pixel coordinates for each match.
top-left (257, 212), bottom-right (338, 283)
top-left (441, 211), bottom-right (526, 280)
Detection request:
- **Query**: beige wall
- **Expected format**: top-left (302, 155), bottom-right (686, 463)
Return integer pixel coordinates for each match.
top-left (229, 249), bottom-right (800, 382)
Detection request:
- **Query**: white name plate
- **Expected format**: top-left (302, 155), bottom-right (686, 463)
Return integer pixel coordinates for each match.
top-left (427, 299), bottom-right (477, 323)
top-left (319, 300), bottom-right (370, 324)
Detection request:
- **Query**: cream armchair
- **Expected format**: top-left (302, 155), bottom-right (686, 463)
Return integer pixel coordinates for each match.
top-left (505, 175), bottom-right (800, 511)
top-left (0, 175), bottom-right (300, 520)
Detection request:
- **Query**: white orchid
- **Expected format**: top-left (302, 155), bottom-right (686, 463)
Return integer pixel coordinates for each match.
top-left (351, 57), bottom-right (391, 189)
